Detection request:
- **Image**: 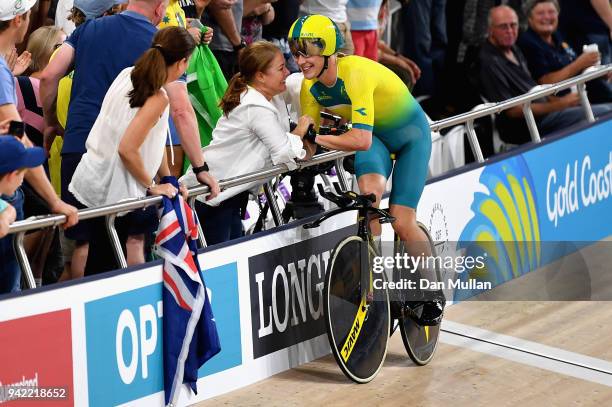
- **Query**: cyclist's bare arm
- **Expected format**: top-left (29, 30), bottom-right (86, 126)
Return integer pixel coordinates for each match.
top-left (314, 127), bottom-right (372, 151)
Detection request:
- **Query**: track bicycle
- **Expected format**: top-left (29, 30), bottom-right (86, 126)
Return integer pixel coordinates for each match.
top-left (304, 183), bottom-right (443, 383)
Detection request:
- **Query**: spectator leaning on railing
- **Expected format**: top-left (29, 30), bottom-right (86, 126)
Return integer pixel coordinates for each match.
top-left (0, 0), bottom-right (79, 292)
top-left (181, 41), bottom-right (316, 245)
top-left (15, 25), bottom-right (67, 287)
top-left (69, 27), bottom-right (195, 267)
top-left (518, 0), bottom-right (611, 104)
top-left (477, 5), bottom-right (612, 145)
top-left (0, 136), bottom-right (46, 293)
top-left (40, 0), bottom-right (219, 277)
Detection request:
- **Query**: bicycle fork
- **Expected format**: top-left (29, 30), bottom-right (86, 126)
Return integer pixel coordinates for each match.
top-left (358, 212), bottom-right (375, 312)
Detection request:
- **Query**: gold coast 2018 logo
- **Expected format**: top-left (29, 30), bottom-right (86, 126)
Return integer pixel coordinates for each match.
top-left (458, 156), bottom-right (542, 295)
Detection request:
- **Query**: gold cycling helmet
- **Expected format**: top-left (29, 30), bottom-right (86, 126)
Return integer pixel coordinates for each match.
top-left (287, 14), bottom-right (344, 57)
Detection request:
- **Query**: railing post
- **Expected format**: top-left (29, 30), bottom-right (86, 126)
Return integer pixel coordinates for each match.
top-left (522, 103), bottom-right (542, 143)
top-left (577, 82), bottom-right (595, 123)
top-left (13, 231), bottom-right (36, 289)
top-left (106, 213), bottom-right (127, 269)
top-left (188, 196), bottom-right (207, 248)
top-left (264, 181), bottom-right (284, 227)
top-left (465, 120), bottom-right (485, 163)
top-left (335, 158), bottom-right (350, 192)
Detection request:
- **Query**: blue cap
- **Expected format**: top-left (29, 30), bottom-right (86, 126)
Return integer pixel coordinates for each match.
top-left (73, 0), bottom-right (116, 20)
top-left (0, 136), bottom-right (45, 174)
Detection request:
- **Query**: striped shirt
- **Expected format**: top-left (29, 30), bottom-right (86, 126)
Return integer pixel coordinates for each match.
top-left (347, 0), bottom-right (382, 31)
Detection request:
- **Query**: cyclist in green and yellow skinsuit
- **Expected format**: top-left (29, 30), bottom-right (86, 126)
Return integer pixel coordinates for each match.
top-left (289, 14), bottom-right (444, 325)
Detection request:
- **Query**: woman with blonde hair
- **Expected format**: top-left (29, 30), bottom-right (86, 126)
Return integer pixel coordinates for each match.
top-left (16, 26), bottom-right (66, 147)
top-left (14, 26), bottom-right (67, 286)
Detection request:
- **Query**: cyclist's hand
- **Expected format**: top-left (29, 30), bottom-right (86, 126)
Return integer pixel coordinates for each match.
top-left (293, 115), bottom-right (314, 137)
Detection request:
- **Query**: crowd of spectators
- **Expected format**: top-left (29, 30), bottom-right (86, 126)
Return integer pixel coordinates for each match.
top-left (0, 0), bottom-right (611, 295)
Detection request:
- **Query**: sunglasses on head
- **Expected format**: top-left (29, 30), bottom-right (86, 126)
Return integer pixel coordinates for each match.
top-left (289, 39), bottom-right (324, 58)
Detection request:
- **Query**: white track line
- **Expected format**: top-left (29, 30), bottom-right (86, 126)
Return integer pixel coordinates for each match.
top-left (441, 320), bottom-right (612, 387)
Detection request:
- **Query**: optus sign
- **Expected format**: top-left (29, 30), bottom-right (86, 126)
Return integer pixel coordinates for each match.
top-left (85, 263), bottom-right (241, 406)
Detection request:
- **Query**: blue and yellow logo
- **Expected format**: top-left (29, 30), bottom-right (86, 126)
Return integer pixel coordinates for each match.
top-left (458, 156), bottom-right (541, 294)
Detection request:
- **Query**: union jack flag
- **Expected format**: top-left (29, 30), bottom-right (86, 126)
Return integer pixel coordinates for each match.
top-left (155, 179), bottom-right (220, 406)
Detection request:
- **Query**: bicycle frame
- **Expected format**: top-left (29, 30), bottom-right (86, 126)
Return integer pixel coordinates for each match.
top-left (305, 183), bottom-right (394, 303)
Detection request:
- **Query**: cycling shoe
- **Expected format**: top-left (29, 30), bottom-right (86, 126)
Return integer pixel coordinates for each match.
top-left (404, 292), bottom-right (446, 326)
top-left (416, 300), bottom-right (445, 326)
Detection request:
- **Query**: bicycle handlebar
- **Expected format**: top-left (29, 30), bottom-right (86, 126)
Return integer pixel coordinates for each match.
top-left (303, 183), bottom-right (395, 229)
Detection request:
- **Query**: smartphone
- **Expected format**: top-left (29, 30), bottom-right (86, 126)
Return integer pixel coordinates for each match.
top-left (7, 121), bottom-right (25, 139)
top-left (189, 19), bottom-right (204, 30)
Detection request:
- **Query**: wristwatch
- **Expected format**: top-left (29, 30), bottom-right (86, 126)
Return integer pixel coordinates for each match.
top-left (192, 163), bottom-right (210, 175)
top-left (233, 38), bottom-right (247, 52)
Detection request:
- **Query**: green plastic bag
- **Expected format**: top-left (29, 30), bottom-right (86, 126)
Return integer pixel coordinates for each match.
top-left (184, 35), bottom-right (227, 172)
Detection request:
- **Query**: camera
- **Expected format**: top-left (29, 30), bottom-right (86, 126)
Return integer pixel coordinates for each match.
top-left (284, 113), bottom-right (352, 221)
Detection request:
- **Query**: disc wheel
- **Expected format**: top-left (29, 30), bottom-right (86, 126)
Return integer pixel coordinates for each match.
top-left (324, 236), bottom-right (390, 383)
top-left (398, 222), bottom-right (442, 365)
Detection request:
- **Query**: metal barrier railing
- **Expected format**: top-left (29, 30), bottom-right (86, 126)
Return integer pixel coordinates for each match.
top-left (5, 64), bottom-right (611, 289)
top-left (430, 65), bottom-right (611, 161)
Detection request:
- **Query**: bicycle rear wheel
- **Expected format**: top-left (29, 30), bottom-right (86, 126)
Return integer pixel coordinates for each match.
top-left (324, 236), bottom-right (390, 383)
top-left (398, 222), bottom-right (442, 365)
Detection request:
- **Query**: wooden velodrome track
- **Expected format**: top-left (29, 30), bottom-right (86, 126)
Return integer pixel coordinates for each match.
top-left (197, 240), bottom-right (612, 406)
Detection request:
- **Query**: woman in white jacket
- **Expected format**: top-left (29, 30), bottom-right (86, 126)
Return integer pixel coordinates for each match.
top-left (182, 41), bottom-right (315, 245)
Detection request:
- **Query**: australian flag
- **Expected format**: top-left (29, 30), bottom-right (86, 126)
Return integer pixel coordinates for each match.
top-left (155, 177), bottom-right (220, 406)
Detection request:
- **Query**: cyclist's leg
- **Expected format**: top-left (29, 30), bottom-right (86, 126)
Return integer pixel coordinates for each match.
top-left (387, 110), bottom-right (444, 324)
top-left (386, 108), bottom-right (431, 244)
top-left (354, 136), bottom-right (393, 237)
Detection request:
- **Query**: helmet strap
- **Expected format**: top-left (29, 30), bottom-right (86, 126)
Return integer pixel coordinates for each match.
top-left (317, 56), bottom-right (330, 78)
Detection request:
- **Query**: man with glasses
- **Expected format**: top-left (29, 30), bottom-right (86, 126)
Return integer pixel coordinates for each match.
top-left (478, 5), bottom-right (611, 145)
top-left (288, 14), bottom-right (444, 326)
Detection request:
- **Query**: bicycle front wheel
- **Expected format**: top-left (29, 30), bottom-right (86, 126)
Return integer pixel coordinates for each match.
top-left (324, 236), bottom-right (390, 383)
